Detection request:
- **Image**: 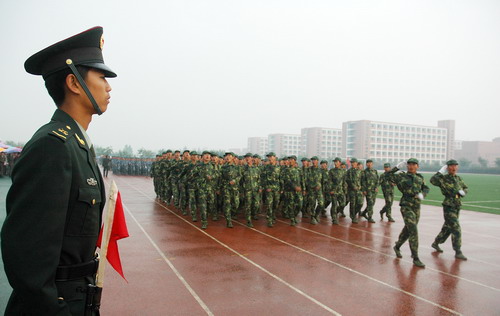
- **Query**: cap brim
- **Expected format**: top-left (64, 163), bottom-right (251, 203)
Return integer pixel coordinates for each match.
top-left (82, 62), bottom-right (117, 77)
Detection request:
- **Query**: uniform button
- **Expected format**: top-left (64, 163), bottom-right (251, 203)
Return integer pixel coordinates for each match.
top-left (92, 199), bottom-right (96, 205)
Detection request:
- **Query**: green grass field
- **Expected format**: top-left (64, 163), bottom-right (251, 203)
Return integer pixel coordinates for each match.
top-left (378, 172), bottom-right (500, 215)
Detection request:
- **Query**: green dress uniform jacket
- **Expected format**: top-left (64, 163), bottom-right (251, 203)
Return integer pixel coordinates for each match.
top-left (1, 109), bottom-right (105, 315)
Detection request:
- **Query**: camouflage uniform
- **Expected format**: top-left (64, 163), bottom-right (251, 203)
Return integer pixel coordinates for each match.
top-left (361, 165), bottom-right (379, 222)
top-left (320, 162), bottom-right (331, 218)
top-left (241, 162), bottom-right (261, 227)
top-left (169, 158), bottom-right (183, 209)
top-left (151, 158), bottom-right (160, 198)
top-left (391, 161), bottom-right (430, 264)
top-left (194, 158), bottom-right (216, 229)
top-left (281, 161), bottom-right (304, 226)
top-left (178, 160), bottom-right (192, 215)
top-left (430, 166), bottom-right (468, 255)
top-left (345, 162), bottom-right (363, 223)
top-left (379, 166), bottom-right (395, 221)
top-left (328, 162), bottom-right (345, 224)
top-left (262, 161), bottom-right (281, 227)
top-left (221, 160), bottom-right (241, 227)
top-left (306, 161), bottom-right (325, 224)
top-left (300, 160), bottom-right (310, 218)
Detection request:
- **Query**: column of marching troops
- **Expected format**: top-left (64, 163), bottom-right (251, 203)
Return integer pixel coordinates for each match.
top-left (151, 150), bottom-right (469, 268)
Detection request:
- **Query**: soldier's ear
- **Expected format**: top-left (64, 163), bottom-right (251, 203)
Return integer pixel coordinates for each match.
top-left (65, 74), bottom-right (82, 95)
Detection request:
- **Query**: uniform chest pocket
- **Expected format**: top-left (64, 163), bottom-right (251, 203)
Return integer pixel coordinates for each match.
top-left (65, 187), bottom-right (102, 236)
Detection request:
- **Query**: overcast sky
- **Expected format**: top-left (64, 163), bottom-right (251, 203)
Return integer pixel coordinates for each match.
top-left (1, 0), bottom-right (499, 153)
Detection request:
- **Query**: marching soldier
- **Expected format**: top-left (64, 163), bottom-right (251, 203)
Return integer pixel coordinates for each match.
top-left (391, 158), bottom-right (430, 268)
top-left (320, 160), bottom-right (330, 218)
top-left (346, 158), bottom-right (363, 223)
top-left (306, 156), bottom-right (325, 225)
top-left (361, 159), bottom-right (378, 223)
top-left (379, 163), bottom-right (396, 222)
top-left (430, 160), bottom-right (468, 260)
top-left (261, 152), bottom-right (281, 227)
top-left (328, 157), bottom-right (345, 225)
top-left (241, 153), bottom-right (262, 227)
top-left (178, 150), bottom-right (191, 215)
top-left (194, 151), bottom-right (216, 229)
top-left (221, 152), bottom-right (241, 228)
top-left (300, 157), bottom-right (311, 218)
top-left (283, 156), bottom-right (304, 226)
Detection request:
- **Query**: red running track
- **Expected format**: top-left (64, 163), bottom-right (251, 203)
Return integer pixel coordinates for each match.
top-left (99, 175), bottom-right (500, 316)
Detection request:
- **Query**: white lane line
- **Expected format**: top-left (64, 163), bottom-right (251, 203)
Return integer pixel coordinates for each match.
top-left (103, 178), bottom-right (214, 316)
top-left (235, 221), bottom-right (463, 316)
top-left (121, 180), bottom-right (341, 316)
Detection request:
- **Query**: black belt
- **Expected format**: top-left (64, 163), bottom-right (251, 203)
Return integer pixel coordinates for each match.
top-left (55, 258), bottom-right (99, 281)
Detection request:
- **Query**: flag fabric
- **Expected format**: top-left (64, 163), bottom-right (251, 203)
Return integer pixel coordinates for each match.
top-left (97, 191), bottom-right (129, 280)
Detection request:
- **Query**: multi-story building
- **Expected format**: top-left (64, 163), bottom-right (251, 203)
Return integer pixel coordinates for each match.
top-left (247, 137), bottom-right (268, 157)
top-left (455, 138), bottom-right (500, 167)
top-left (301, 127), bottom-right (342, 159)
top-left (342, 120), bottom-right (451, 165)
top-left (438, 120), bottom-right (456, 160)
top-left (268, 133), bottom-right (301, 157)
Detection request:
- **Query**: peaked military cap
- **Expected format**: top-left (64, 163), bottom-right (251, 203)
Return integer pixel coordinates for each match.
top-left (407, 158), bottom-right (419, 164)
top-left (446, 159), bottom-right (459, 165)
top-left (25, 26), bottom-right (116, 79)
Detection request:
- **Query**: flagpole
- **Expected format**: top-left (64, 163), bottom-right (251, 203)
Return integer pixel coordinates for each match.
top-left (96, 180), bottom-right (119, 288)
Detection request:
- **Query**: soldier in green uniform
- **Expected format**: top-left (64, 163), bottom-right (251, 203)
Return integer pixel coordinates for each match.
top-left (391, 158), bottom-right (430, 268)
top-left (169, 150), bottom-right (182, 208)
top-left (241, 153), bottom-right (262, 227)
top-left (430, 160), bottom-right (468, 260)
top-left (379, 163), bottom-right (396, 222)
top-left (194, 151), bottom-right (216, 229)
top-left (221, 152), bottom-right (241, 227)
top-left (211, 154), bottom-right (222, 221)
top-left (253, 154), bottom-right (263, 219)
top-left (261, 152), bottom-right (281, 227)
top-left (337, 161), bottom-right (348, 218)
top-left (300, 157), bottom-right (311, 218)
top-left (361, 159), bottom-right (378, 223)
top-left (151, 154), bottom-right (162, 198)
top-left (320, 160), bottom-right (330, 218)
top-left (187, 151), bottom-right (200, 221)
top-left (178, 150), bottom-right (191, 215)
top-left (283, 156), bottom-right (304, 226)
top-left (345, 158), bottom-right (363, 223)
top-left (328, 157), bottom-right (345, 225)
top-left (306, 157), bottom-right (325, 225)
top-left (1, 27), bottom-right (116, 315)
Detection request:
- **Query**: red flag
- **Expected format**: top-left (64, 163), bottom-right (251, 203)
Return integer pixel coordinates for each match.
top-left (97, 191), bottom-right (129, 280)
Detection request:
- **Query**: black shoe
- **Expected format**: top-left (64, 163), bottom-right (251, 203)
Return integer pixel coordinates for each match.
top-left (368, 218), bottom-right (375, 223)
top-left (432, 242), bottom-right (443, 253)
top-left (388, 217), bottom-right (395, 222)
top-left (455, 251), bottom-right (467, 260)
top-left (379, 210), bottom-right (384, 220)
top-left (393, 245), bottom-right (402, 258)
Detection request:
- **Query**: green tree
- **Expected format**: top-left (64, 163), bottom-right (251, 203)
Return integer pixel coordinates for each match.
top-left (94, 146), bottom-right (113, 156)
top-left (458, 158), bottom-right (472, 168)
top-left (137, 148), bottom-right (155, 158)
top-left (116, 145), bottom-right (134, 157)
top-left (478, 157), bottom-right (488, 168)
top-left (495, 158), bottom-right (500, 168)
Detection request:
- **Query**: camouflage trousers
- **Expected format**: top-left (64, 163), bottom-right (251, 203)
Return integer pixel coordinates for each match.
top-left (308, 188), bottom-right (325, 217)
top-left (381, 190), bottom-right (394, 217)
top-left (434, 206), bottom-right (462, 251)
top-left (188, 187), bottom-right (197, 216)
top-left (179, 183), bottom-right (189, 212)
top-left (223, 188), bottom-right (240, 220)
top-left (164, 176), bottom-right (173, 204)
top-left (363, 191), bottom-right (377, 219)
top-left (243, 189), bottom-right (260, 221)
top-left (348, 190), bottom-right (363, 219)
top-left (396, 206), bottom-right (421, 257)
top-left (301, 192), bottom-right (310, 217)
top-left (264, 189), bottom-right (280, 222)
top-left (171, 179), bottom-right (180, 207)
top-left (196, 189), bottom-right (215, 223)
top-left (323, 192), bottom-right (332, 213)
top-left (153, 177), bottom-right (160, 197)
top-left (329, 193), bottom-right (343, 222)
top-left (337, 193), bottom-right (347, 215)
top-left (284, 191), bottom-right (304, 218)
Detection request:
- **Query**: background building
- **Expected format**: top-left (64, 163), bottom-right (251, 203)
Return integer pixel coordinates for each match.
top-left (268, 133), bottom-right (301, 157)
top-left (438, 120), bottom-right (456, 160)
top-left (342, 120), bottom-right (451, 164)
top-left (247, 137), bottom-right (268, 157)
top-left (301, 127), bottom-right (342, 159)
top-left (455, 138), bottom-right (500, 167)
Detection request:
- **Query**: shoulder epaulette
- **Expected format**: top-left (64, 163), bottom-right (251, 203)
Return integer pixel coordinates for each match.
top-left (48, 124), bottom-right (76, 142)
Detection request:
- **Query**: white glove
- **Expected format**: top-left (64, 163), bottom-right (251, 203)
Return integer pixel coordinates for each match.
top-left (438, 165), bottom-right (448, 175)
top-left (417, 193), bottom-right (424, 200)
top-left (458, 190), bottom-right (466, 197)
top-left (397, 161), bottom-right (407, 170)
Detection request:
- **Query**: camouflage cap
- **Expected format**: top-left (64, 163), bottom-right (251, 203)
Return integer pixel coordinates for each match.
top-left (237, 156), bottom-right (243, 160)
top-left (306, 158), bottom-right (311, 162)
top-left (244, 153), bottom-right (253, 158)
top-left (407, 158), bottom-right (419, 164)
top-left (311, 156), bottom-right (319, 161)
top-left (366, 159), bottom-right (373, 163)
top-left (281, 156), bottom-right (289, 161)
top-left (333, 157), bottom-right (342, 162)
top-left (446, 159), bottom-right (459, 166)
top-left (182, 150), bottom-right (190, 154)
top-left (301, 157), bottom-right (307, 161)
top-left (253, 154), bottom-right (261, 159)
top-left (350, 158), bottom-right (358, 163)
top-left (266, 152), bottom-right (276, 157)
top-left (383, 163), bottom-right (391, 168)
top-left (320, 160), bottom-right (328, 164)
top-left (174, 150), bottom-right (181, 153)
top-left (289, 155), bottom-right (297, 161)
top-left (166, 149), bottom-right (172, 153)
top-left (202, 151), bottom-right (212, 156)
top-left (190, 151), bottom-right (199, 156)
top-left (224, 152), bottom-right (235, 156)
